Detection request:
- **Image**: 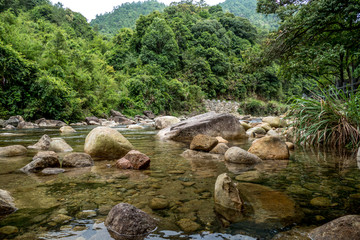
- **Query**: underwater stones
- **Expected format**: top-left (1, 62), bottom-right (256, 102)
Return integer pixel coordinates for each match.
top-left (0, 226), bottom-right (18, 235)
top-left (20, 151), bottom-right (59, 173)
top-left (210, 143), bottom-right (229, 154)
top-left (154, 116), bottom-right (180, 129)
top-left (190, 134), bottom-right (218, 152)
top-left (214, 173), bottom-right (242, 223)
top-left (115, 150), bottom-right (150, 170)
top-left (60, 126), bottom-right (76, 133)
top-left (62, 153), bottom-right (94, 168)
top-left (310, 197), bottom-right (332, 207)
top-left (49, 138), bottom-right (73, 152)
top-left (248, 136), bottom-right (290, 160)
top-left (0, 145), bottom-right (27, 157)
top-left (181, 149), bottom-right (224, 160)
top-left (237, 183), bottom-right (302, 226)
top-left (149, 198), bottom-right (169, 210)
top-left (105, 203), bottom-right (157, 238)
top-left (176, 218), bottom-right (200, 232)
top-left (309, 215), bottom-right (360, 240)
top-left (0, 189), bottom-right (17, 216)
top-left (84, 127), bottom-right (134, 160)
top-left (235, 171), bottom-right (261, 182)
top-left (28, 134), bottom-right (52, 150)
top-left (225, 147), bottom-right (262, 164)
top-left (157, 112), bottom-right (247, 143)
top-left (41, 168), bottom-right (65, 175)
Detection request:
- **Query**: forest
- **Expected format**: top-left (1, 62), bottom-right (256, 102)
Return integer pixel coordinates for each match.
top-left (0, 0), bottom-right (359, 124)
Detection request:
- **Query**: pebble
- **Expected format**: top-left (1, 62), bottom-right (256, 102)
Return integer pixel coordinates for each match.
top-left (0, 226), bottom-right (19, 235)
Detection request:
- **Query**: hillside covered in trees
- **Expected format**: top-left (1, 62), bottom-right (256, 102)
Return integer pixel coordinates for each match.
top-left (90, 0), bottom-right (166, 36)
top-left (1, 0), bottom-right (326, 122)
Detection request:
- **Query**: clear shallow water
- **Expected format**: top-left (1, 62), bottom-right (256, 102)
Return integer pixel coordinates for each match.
top-left (0, 126), bottom-right (359, 240)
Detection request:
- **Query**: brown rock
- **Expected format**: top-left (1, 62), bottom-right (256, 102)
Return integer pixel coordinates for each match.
top-left (216, 136), bottom-right (228, 144)
top-left (20, 151), bottom-right (59, 173)
top-left (60, 126), bottom-right (76, 133)
top-left (248, 136), bottom-right (290, 160)
top-left (224, 147), bottom-right (262, 164)
top-left (0, 145), bottom-right (27, 157)
top-left (115, 158), bottom-right (133, 169)
top-left (115, 150), bottom-right (150, 170)
top-left (190, 134), bottom-right (218, 152)
top-left (105, 203), bottom-right (157, 237)
top-left (210, 143), bottom-right (229, 154)
top-left (286, 142), bottom-right (295, 150)
top-left (309, 215), bottom-right (360, 240)
top-left (62, 153), bottom-right (94, 167)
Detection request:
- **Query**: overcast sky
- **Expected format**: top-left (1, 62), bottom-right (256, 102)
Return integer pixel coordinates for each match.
top-left (50, 0), bottom-right (226, 21)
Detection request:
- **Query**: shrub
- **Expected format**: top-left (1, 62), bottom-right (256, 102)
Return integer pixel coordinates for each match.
top-left (238, 98), bottom-right (288, 116)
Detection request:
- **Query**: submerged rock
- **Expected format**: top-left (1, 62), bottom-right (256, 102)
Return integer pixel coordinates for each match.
top-left (41, 168), bottom-right (65, 175)
top-left (309, 215), bottom-right (360, 240)
top-left (190, 134), bottom-right (218, 152)
top-left (115, 150), bottom-right (150, 170)
top-left (248, 136), bottom-right (290, 160)
top-left (0, 145), bottom-right (27, 157)
top-left (155, 116), bottom-right (180, 129)
top-left (62, 153), bottom-right (94, 168)
top-left (20, 151), bottom-right (59, 173)
top-left (157, 112), bottom-right (247, 143)
top-left (214, 173), bottom-right (242, 222)
top-left (0, 189), bottom-right (17, 216)
top-left (181, 149), bottom-right (224, 161)
top-left (224, 147), bottom-right (262, 164)
top-left (149, 198), bottom-right (169, 210)
top-left (105, 203), bottom-right (157, 239)
top-left (84, 127), bottom-right (134, 160)
top-left (176, 218), bottom-right (200, 232)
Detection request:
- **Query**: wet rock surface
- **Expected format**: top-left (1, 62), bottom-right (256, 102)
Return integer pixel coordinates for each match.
top-left (0, 189), bottom-right (17, 216)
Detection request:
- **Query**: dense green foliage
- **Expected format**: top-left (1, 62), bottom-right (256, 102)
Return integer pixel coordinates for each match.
top-left (90, 0), bottom-right (166, 36)
top-left (238, 98), bottom-right (287, 116)
top-left (289, 89), bottom-right (360, 149)
top-left (220, 0), bottom-right (278, 30)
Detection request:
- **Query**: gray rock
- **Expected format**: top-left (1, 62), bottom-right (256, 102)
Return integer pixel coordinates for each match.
top-left (28, 134), bottom-right (52, 150)
top-left (309, 215), bottom-right (360, 240)
top-left (143, 111), bottom-right (155, 119)
top-left (17, 121), bottom-right (38, 129)
top-left (59, 126), bottom-right (76, 133)
top-left (0, 119), bottom-right (5, 128)
top-left (110, 109), bottom-right (124, 117)
top-left (157, 112), bottom-right (247, 143)
top-left (41, 168), bottom-right (65, 175)
top-left (110, 116), bottom-right (135, 125)
top-left (246, 127), bottom-right (266, 138)
top-left (4, 125), bottom-right (15, 130)
top-left (5, 116), bottom-right (24, 127)
top-left (62, 153), bottom-right (94, 167)
top-left (210, 143), bottom-right (229, 154)
top-left (20, 151), bottom-right (59, 173)
top-left (224, 147), bottom-right (262, 164)
top-left (49, 138), bottom-right (73, 152)
top-left (0, 145), bottom-right (27, 157)
top-left (155, 116), bottom-right (180, 129)
top-left (84, 127), bottom-right (134, 159)
top-left (105, 203), bottom-right (157, 238)
top-left (85, 116), bottom-right (99, 125)
top-left (35, 118), bottom-right (66, 127)
top-left (0, 189), bottom-right (17, 216)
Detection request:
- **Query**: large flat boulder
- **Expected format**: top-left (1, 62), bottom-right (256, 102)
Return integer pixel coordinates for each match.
top-left (157, 112), bottom-right (246, 143)
top-left (84, 127), bottom-right (134, 159)
top-left (0, 145), bottom-right (27, 157)
top-left (309, 215), bottom-right (360, 240)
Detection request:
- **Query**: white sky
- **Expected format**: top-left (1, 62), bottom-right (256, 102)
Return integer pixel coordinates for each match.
top-left (50, 0), bottom-right (226, 21)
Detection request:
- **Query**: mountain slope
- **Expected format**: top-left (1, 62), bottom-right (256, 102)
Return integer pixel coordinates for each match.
top-left (90, 0), bottom-right (166, 36)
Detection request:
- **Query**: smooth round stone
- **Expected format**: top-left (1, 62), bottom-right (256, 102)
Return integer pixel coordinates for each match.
top-left (310, 197), bottom-right (332, 207)
top-left (177, 218), bottom-right (200, 232)
top-left (0, 226), bottom-right (19, 235)
top-left (149, 198), bottom-right (169, 210)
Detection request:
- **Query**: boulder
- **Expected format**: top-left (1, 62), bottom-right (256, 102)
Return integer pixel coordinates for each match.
top-left (20, 151), bottom-right (59, 173)
top-left (0, 119), bottom-right (5, 128)
top-left (84, 127), bottom-right (134, 159)
top-left (143, 111), bottom-right (155, 119)
top-left (0, 190), bottom-right (16, 216)
top-left (115, 150), bottom-right (150, 170)
top-left (240, 121), bottom-right (252, 130)
top-left (110, 109), bottom-right (124, 117)
top-left (49, 138), bottom-right (73, 152)
top-left (309, 215), bottom-right (360, 240)
top-left (177, 219), bottom-right (200, 232)
top-left (85, 116), bottom-right (99, 125)
top-left (111, 116), bottom-right (135, 125)
top-left (62, 153), bottom-right (94, 167)
top-left (4, 125), bottom-right (15, 130)
top-left (246, 127), bottom-right (266, 138)
top-left (27, 134), bottom-right (52, 150)
top-left (0, 145), bottom-right (27, 157)
top-left (214, 173), bottom-right (242, 222)
top-left (41, 168), bottom-right (65, 175)
top-left (105, 203), bottom-right (157, 238)
top-left (115, 158), bottom-right (133, 169)
top-left (35, 118), bottom-right (66, 127)
top-left (157, 112), bottom-right (247, 143)
top-left (181, 149), bottom-right (224, 161)
top-left (237, 182), bottom-right (302, 226)
top-left (59, 126), bottom-right (76, 133)
top-left (190, 134), bottom-right (218, 152)
top-left (248, 136), bottom-right (290, 160)
top-left (224, 147), bottom-right (262, 164)
top-left (5, 116), bottom-right (24, 127)
top-left (210, 143), bottom-right (229, 154)
top-left (17, 121), bottom-right (38, 129)
top-left (262, 116), bottom-right (281, 128)
top-left (155, 116), bottom-right (180, 129)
